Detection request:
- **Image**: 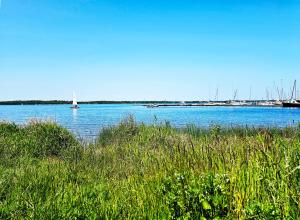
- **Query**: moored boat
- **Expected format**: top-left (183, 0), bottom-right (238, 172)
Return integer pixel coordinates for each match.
top-left (282, 80), bottom-right (300, 108)
top-left (282, 101), bottom-right (300, 107)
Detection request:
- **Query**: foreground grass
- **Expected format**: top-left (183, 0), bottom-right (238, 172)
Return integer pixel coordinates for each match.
top-left (0, 118), bottom-right (300, 219)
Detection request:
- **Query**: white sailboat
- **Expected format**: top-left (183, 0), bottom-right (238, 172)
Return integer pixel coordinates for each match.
top-left (71, 92), bottom-right (79, 109)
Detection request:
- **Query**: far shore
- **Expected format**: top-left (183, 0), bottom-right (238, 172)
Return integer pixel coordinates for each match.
top-left (0, 99), bottom-right (296, 105)
top-left (0, 100), bottom-right (180, 105)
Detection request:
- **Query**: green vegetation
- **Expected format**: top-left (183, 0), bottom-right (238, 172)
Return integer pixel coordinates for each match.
top-left (1, 118), bottom-right (300, 219)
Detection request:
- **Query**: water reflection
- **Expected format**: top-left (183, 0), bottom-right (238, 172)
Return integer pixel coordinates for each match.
top-left (72, 108), bottom-right (78, 122)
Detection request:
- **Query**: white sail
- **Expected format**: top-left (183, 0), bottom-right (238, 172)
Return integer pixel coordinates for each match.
top-left (72, 92), bottom-right (78, 106)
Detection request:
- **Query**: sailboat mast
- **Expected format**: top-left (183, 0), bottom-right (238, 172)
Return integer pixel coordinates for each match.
top-left (266, 89), bottom-right (269, 101)
top-left (233, 89), bottom-right (238, 101)
top-left (290, 80), bottom-right (296, 101)
top-left (215, 88), bottom-right (219, 101)
top-left (295, 80), bottom-right (297, 100)
top-left (276, 86), bottom-right (280, 101)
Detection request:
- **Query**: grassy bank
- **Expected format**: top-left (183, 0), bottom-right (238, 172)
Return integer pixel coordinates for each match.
top-left (1, 118), bottom-right (300, 219)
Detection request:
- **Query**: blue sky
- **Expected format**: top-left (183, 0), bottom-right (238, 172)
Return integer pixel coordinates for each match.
top-left (0, 0), bottom-right (299, 101)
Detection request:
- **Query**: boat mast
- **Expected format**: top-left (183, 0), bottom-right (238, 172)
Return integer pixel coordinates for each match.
top-left (215, 88), bottom-right (219, 102)
top-left (280, 79), bottom-right (284, 101)
top-left (276, 86), bottom-right (281, 101)
top-left (295, 80), bottom-right (297, 100)
top-left (233, 89), bottom-right (238, 101)
top-left (290, 80), bottom-right (296, 101)
top-left (266, 88), bottom-right (269, 101)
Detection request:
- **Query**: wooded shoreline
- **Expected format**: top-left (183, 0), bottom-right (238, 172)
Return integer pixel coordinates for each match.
top-left (0, 100), bottom-right (183, 105)
top-left (1, 100), bottom-right (296, 105)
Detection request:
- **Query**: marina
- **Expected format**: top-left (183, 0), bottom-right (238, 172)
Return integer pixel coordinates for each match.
top-left (145, 80), bottom-right (300, 108)
top-left (144, 100), bottom-right (284, 108)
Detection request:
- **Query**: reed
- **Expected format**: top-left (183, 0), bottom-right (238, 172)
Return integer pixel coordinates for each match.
top-left (0, 118), bottom-right (300, 219)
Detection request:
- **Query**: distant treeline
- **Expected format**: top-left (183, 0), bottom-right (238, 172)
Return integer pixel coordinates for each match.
top-left (0, 99), bottom-right (294, 105)
top-left (0, 100), bottom-right (200, 105)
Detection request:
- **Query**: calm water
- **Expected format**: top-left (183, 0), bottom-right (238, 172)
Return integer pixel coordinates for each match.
top-left (0, 104), bottom-right (299, 139)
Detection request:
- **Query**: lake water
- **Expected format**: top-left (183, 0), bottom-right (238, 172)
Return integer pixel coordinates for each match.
top-left (0, 104), bottom-right (299, 139)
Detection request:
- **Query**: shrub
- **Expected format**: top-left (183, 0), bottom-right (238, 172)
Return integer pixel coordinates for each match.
top-left (25, 121), bottom-right (79, 157)
top-left (161, 172), bottom-right (230, 219)
top-left (97, 116), bottom-right (139, 146)
top-left (0, 121), bottom-right (79, 159)
top-left (245, 201), bottom-right (280, 219)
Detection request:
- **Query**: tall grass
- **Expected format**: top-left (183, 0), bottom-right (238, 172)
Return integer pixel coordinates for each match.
top-left (0, 118), bottom-right (300, 219)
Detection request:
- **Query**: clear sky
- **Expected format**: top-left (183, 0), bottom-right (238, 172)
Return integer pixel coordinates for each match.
top-left (0, 0), bottom-right (299, 101)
